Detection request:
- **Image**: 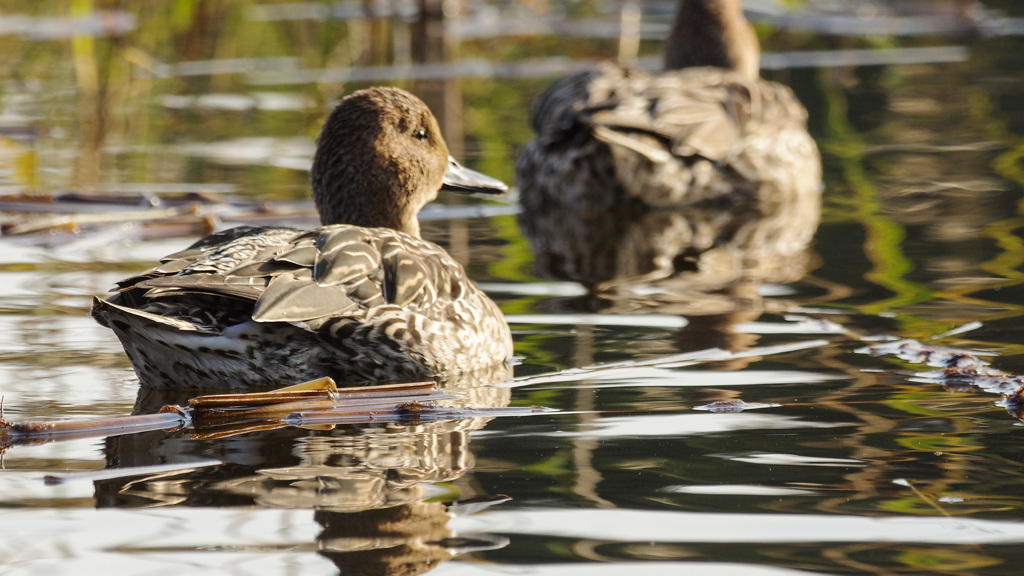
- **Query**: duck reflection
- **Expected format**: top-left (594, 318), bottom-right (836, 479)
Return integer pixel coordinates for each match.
top-left (519, 193), bottom-right (820, 362)
top-left (519, 192), bottom-right (819, 298)
top-left (94, 363), bottom-right (512, 573)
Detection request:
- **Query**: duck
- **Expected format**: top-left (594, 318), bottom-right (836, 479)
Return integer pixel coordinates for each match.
top-left (516, 0), bottom-right (821, 213)
top-left (91, 87), bottom-right (514, 389)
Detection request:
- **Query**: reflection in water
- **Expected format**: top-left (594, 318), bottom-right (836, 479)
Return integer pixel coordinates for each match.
top-left (519, 195), bottom-right (820, 298)
top-left (315, 502), bottom-right (485, 576)
top-left (518, 167), bottom-right (821, 362)
top-left (5, 1), bottom-right (1024, 575)
top-left (96, 364), bottom-right (512, 573)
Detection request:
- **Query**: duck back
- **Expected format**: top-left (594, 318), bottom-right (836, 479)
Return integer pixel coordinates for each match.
top-left (517, 61), bottom-right (820, 211)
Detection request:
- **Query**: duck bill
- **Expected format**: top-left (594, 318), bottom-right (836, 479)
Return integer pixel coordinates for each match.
top-left (441, 156), bottom-right (508, 195)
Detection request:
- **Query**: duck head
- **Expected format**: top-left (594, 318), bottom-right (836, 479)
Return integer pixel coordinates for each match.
top-left (663, 0), bottom-right (760, 79)
top-left (311, 87), bottom-right (507, 237)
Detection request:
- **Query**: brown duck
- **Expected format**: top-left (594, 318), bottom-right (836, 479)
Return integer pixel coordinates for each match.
top-left (92, 87), bottom-right (513, 388)
top-left (516, 0), bottom-right (821, 212)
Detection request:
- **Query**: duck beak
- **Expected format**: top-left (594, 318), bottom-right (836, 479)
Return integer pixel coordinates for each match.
top-left (441, 156), bottom-right (508, 195)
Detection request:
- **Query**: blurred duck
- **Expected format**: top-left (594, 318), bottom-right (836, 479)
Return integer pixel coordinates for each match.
top-left (92, 87), bottom-right (513, 389)
top-left (516, 0), bottom-right (821, 212)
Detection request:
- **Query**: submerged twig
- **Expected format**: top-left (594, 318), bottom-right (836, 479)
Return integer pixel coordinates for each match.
top-left (1, 411), bottom-right (188, 444)
top-left (892, 478), bottom-right (957, 519)
top-left (0, 378), bottom-right (551, 448)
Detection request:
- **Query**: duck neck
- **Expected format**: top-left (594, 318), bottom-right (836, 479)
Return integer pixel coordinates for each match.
top-left (663, 0), bottom-right (759, 79)
top-left (311, 169), bottom-right (425, 238)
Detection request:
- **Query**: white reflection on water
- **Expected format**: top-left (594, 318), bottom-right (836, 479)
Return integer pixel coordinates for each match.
top-left (507, 313), bottom-right (851, 334)
top-left (0, 461), bottom-right (218, 504)
top-left (662, 484), bottom-right (817, 496)
top-left (160, 92), bottom-right (312, 112)
top-left (0, 437), bottom-right (108, 471)
top-left (475, 281), bottom-right (588, 297)
top-left (506, 313), bottom-right (688, 329)
top-left (0, 508), bottom-right (327, 573)
top-left (720, 453), bottom-right (864, 467)
top-left (172, 136), bottom-right (314, 169)
top-left (0, 270), bottom-right (61, 304)
top-left (0, 267), bottom-right (127, 306)
top-left (434, 561), bottom-right (832, 576)
top-left (567, 413), bottom-right (846, 438)
top-left (0, 11), bottom-right (137, 40)
top-left (568, 368), bottom-right (846, 389)
top-left (512, 367), bottom-right (846, 391)
top-left (450, 508), bottom-right (1024, 545)
top-left (0, 242), bottom-right (52, 265)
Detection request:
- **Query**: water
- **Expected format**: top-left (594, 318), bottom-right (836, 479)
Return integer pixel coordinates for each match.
top-left (3, 1), bottom-right (1024, 574)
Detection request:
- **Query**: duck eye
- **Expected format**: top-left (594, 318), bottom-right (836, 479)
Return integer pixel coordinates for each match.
top-left (413, 128), bottom-right (428, 141)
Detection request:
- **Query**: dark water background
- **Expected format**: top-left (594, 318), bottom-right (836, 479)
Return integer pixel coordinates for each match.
top-left (3, 1), bottom-right (1024, 574)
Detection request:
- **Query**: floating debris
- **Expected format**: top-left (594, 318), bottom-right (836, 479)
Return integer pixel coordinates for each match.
top-left (0, 410), bottom-right (186, 446)
top-left (1003, 387), bottom-right (1024, 421)
top-left (693, 400), bottom-right (782, 413)
top-left (857, 337), bottom-right (1024, 420)
top-left (0, 377), bottom-right (552, 448)
top-left (856, 338), bottom-right (997, 367)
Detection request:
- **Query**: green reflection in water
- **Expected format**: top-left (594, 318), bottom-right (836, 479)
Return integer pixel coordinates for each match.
top-left (819, 66), bottom-right (931, 317)
top-left (4, 3), bottom-right (1024, 576)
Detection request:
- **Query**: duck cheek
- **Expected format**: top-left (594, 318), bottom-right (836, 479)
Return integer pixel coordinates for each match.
top-left (410, 155), bottom-right (448, 202)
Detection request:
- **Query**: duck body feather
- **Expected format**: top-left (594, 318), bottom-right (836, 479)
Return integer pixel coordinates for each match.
top-left (93, 224), bottom-right (512, 388)
top-left (517, 62), bottom-right (821, 212)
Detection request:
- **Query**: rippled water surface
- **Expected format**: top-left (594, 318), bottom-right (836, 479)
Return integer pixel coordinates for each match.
top-left (3, 1), bottom-right (1024, 574)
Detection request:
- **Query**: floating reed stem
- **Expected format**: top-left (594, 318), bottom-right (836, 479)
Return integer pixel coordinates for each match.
top-left (0, 378), bottom-right (550, 447)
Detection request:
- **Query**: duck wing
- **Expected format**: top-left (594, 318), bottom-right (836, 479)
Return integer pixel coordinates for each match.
top-left (587, 64), bottom-right (809, 166)
top-left (107, 224), bottom-right (468, 332)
